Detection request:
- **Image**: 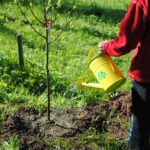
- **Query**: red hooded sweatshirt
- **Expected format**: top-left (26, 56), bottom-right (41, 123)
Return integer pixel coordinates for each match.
top-left (103, 0), bottom-right (150, 83)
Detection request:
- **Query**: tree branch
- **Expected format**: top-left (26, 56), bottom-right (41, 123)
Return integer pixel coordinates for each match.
top-left (17, 2), bottom-right (46, 39)
top-left (51, 0), bottom-right (77, 43)
top-left (29, 4), bottom-right (44, 25)
top-left (50, 8), bottom-right (58, 24)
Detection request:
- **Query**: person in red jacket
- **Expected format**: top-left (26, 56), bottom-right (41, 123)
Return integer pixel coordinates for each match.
top-left (99, 0), bottom-right (150, 149)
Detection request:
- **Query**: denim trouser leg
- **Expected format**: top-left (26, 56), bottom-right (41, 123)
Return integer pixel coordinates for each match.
top-left (128, 114), bottom-right (140, 150)
top-left (128, 81), bottom-right (150, 150)
top-left (128, 114), bottom-right (150, 150)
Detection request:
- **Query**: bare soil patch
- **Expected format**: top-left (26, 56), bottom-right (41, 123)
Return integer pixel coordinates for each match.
top-left (3, 91), bottom-right (131, 149)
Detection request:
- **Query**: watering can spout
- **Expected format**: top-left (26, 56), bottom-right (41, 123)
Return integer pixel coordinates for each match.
top-left (81, 82), bottom-right (104, 90)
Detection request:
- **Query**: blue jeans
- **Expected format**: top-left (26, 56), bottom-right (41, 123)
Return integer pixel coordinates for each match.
top-left (128, 81), bottom-right (150, 150)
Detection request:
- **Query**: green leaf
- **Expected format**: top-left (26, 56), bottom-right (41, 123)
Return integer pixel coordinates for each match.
top-left (57, 0), bottom-right (61, 8)
top-left (29, 2), bottom-right (32, 7)
top-left (14, 0), bottom-right (18, 4)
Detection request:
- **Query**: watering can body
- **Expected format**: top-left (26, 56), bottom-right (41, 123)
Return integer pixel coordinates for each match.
top-left (77, 47), bottom-right (126, 92)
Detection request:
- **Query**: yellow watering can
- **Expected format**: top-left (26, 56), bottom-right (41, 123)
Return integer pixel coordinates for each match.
top-left (76, 46), bottom-right (126, 92)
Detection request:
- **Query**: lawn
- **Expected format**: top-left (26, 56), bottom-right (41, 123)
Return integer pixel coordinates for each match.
top-left (0, 0), bottom-right (132, 149)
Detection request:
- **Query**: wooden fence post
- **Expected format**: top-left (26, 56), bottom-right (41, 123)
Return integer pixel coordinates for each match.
top-left (17, 35), bottom-right (24, 67)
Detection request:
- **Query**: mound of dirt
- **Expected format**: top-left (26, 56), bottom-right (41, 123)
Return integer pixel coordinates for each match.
top-left (3, 91), bottom-right (131, 149)
top-left (108, 91), bottom-right (131, 119)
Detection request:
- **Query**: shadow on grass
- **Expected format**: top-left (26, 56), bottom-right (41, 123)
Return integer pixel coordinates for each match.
top-left (0, 0), bottom-right (127, 46)
top-left (0, 0), bottom-right (43, 5)
top-left (0, 56), bottom-right (47, 96)
top-left (54, 23), bottom-right (117, 39)
top-left (0, 23), bottom-right (45, 49)
top-left (2, 0), bottom-right (127, 24)
top-left (58, 3), bottom-right (127, 24)
top-left (53, 3), bottom-right (127, 38)
top-left (0, 54), bottom-right (74, 99)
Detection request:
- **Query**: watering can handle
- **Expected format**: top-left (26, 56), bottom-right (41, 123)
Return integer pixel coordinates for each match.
top-left (87, 46), bottom-right (119, 77)
top-left (86, 46), bottom-right (99, 81)
top-left (87, 46), bottom-right (99, 63)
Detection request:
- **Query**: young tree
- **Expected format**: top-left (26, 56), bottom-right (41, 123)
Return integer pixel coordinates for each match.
top-left (15, 0), bottom-right (76, 122)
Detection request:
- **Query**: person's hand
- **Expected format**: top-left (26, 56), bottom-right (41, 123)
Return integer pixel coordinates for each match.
top-left (98, 40), bottom-right (108, 54)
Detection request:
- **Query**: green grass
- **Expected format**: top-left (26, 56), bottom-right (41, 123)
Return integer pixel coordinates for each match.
top-left (0, 0), bottom-right (131, 149)
top-left (0, 0), bottom-right (132, 117)
top-left (0, 0), bottom-right (132, 108)
top-left (43, 133), bottom-right (127, 150)
top-left (0, 136), bottom-right (20, 150)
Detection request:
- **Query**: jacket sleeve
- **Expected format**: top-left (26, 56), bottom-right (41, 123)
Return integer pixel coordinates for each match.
top-left (103, 1), bottom-right (148, 56)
